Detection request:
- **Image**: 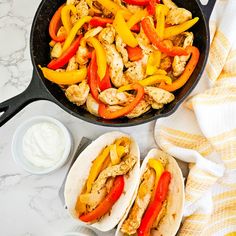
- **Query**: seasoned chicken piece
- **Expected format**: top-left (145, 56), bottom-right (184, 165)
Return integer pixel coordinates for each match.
top-left (98, 26), bottom-right (116, 45)
top-left (172, 32), bottom-right (194, 77)
top-left (166, 8), bottom-right (192, 25)
top-left (144, 87), bottom-right (175, 104)
top-left (98, 88), bottom-right (134, 106)
top-left (71, 0), bottom-right (89, 25)
top-left (115, 35), bottom-right (129, 64)
top-left (76, 45), bottom-right (90, 65)
top-left (125, 61), bottom-right (146, 83)
top-left (66, 0), bottom-right (79, 5)
top-left (137, 27), bottom-right (154, 56)
top-left (86, 94), bottom-right (99, 116)
top-left (162, 0), bottom-right (177, 9)
top-left (51, 42), bottom-right (62, 58)
top-left (89, 155), bottom-right (137, 197)
top-left (121, 168), bottom-right (156, 235)
top-left (103, 44), bottom-right (128, 87)
top-left (126, 4), bottom-right (143, 14)
top-left (151, 102), bottom-right (164, 110)
top-left (93, 1), bottom-right (113, 18)
top-left (126, 99), bottom-right (151, 119)
top-left (66, 56), bottom-right (79, 71)
top-left (65, 81), bottom-right (90, 106)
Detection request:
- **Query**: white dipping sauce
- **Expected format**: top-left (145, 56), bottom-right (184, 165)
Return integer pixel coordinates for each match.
top-left (22, 122), bottom-right (66, 168)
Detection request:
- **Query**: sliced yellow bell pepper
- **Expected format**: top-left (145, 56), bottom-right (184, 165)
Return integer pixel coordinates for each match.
top-left (148, 159), bottom-right (164, 201)
top-left (61, 4), bottom-right (77, 34)
top-left (110, 144), bottom-right (126, 165)
top-left (62, 16), bottom-right (92, 52)
top-left (139, 74), bottom-right (172, 86)
top-left (113, 10), bottom-right (138, 48)
top-left (156, 4), bottom-right (169, 39)
top-left (39, 66), bottom-right (87, 85)
top-left (146, 51), bottom-right (162, 76)
top-left (115, 137), bottom-right (130, 146)
top-left (87, 37), bottom-right (107, 79)
top-left (80, 27), bottom-right (103, 47)
top-left (95, 0), bottom-right (131, 19)
top-left (164, 17), bottom-right (199, 39)
top-left (126, 9), bottom-right (148, 29)
top-left (86, 146), bottom-right (110, 193)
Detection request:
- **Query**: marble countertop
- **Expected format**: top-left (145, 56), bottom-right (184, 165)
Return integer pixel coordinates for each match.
top-left (0, 1), bottom-right (156, 235)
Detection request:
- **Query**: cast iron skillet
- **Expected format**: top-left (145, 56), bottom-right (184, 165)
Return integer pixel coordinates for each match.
top-left (0, 0), bottom-right (216, 127)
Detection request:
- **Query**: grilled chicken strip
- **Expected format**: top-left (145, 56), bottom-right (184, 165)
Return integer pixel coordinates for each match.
top-left (121, 168), bottom-right (156, 235)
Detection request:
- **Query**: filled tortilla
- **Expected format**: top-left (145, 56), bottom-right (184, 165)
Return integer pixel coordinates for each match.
top-left (64, 131), bottom-right (140, 232)
top-left (116, 149), bottom-right (184, 236)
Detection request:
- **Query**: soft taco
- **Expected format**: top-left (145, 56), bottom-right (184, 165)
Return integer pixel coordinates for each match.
top-left (64, 131), bottom-right (140, 232)
top-left (116, 149), bottom-right (184, 236)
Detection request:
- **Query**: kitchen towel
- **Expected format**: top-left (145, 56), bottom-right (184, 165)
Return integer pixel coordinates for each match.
top-left (155, 0), bottom-right (236, 235)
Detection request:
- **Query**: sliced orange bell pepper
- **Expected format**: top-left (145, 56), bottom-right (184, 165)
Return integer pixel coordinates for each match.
top-left (49, 5), bottom-right (66, 42)
top-left (79, 175), bottom-right (125, 222)
top-left (159, 46), bottom-right (200, 92)
top-left (126, 46), bottom-right (143, 61)
top-left (141, 17), bottom-right (188, 57)
top-left (99, 83), bottom-right (144, 119)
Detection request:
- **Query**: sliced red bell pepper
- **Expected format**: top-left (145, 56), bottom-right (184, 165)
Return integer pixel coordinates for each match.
top-left (49, 5), bottom-right (66, 42)
top-left (130, 23), bottom-right (140, 33)
top-left (98, 67), bottom-right (112, 91)
top-left (147, 0), bottom-right (156, 15)
top-left (98, 83), bottom-right (144, 119)
top-left (126, 46), bottom-right (143, 61)
top-left (137, 171), bottom-right (171, 236)
top-left (88, 51), bottom-right (100, 102)
top-left (90, 17), bottom-right (113, 27)
top-left (141, 17), bottom-right (188, 57)
top-left (79, 175), bottom-right (125, 222)
top-left (122, 0), bottom-right (150, 6)
top-left (47, 35), bottom-right (82, 70)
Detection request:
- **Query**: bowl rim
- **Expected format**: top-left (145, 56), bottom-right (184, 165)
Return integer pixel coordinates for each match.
top-left (11, 115), bottom-right (72, 175)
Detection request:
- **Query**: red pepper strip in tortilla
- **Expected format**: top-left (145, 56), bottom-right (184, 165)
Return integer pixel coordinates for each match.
top-left (79, 175), bottom-right (125, 222)
top-left (137, 171), bottom-right (171, 236)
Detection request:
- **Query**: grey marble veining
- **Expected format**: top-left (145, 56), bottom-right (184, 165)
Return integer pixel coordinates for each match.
top-left (0, 0), bottom-right (156, 235)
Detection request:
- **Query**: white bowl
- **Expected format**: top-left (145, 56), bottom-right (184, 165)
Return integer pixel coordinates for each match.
top-left (12, 116), bottom-right (72, 175)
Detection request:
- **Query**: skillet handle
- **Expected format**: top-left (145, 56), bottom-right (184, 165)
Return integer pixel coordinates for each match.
top-left (0, 70), bottom-right (54, 127)
top-left (199, 0), bottom-right (217, 22)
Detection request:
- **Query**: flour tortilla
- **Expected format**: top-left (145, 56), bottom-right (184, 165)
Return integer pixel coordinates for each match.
top-left (116, 149), bottom-right (185, 236)
top-left (64, 131), bottom-right (140, 232)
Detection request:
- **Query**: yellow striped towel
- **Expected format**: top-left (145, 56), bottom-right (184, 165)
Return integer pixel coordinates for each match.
top-left (154, 0), bottom-right (236, 235)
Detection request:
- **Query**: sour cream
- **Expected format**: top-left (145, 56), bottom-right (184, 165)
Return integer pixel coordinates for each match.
top-left (22, 122), bottom-right (66, 168)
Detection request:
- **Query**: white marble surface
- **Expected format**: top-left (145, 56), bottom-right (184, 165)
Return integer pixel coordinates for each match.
top-left (0, 1), bottom-right (156, 235)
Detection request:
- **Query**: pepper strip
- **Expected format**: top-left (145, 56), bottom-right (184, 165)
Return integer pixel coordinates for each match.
top-left (146, 51), bottom-right (162, 76)
top-left (47, 35), bottom-right (82, 70)
top-left (159, 46), bottom-right (200, 92)
top-left (62, 16), bottom-right (92, 52)
top-left (114, 11), bottom-right (138, 48)
top-left (61, 4), bottom-right (77, 33)
top-left (87, 37), bottom-right (107, 80)
top-left (122, 0), bottom-right (149, 6)
top-left (156, 4), bottom-right (169, 39)
top-left (98, 66), bottom-right (112, 91)
top-left (137, 171), bottom-right (171, 236)
top-left (127, 46), bottom-right (143, 61)
top-left (99, 83), bottom-right (144, 119)
top-left (49, 5), bottom-right (66, 42)
top-left (139, 74), bottom-right (172, 86)
top-left (79, 175), bottom-right (125, 222)
top-left (39, 66), bottom-right (87, 85)
top-left (90, 17), bottom-right (113, 27)
top-left (126, 9), bottom-right (148, 29)
top-left (141, 17), bottom-right (188, 57)
top-left (164, 17), bottom-right (199, 38)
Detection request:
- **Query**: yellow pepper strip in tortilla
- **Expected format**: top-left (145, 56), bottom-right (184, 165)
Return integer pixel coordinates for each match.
top-left (146, 51), bottom-right (162, 76)
top-left (87, 37), bottom-right (107, 79)
top-left (114, 11), bottom-right (138, 48)
top-left (95, 0), bottom-right (131, 19)
top-left (139, 74), bottom-right (172, 86)
top-left (126, 9), bottom-right (148, 29)
top-left (164, 17), bottom-right (199, 39)
top-left (156, 4), bottom-right (169, 39)
top-left (110, 144), bottom-right (126, 165)
top-left (39, 66), bottom-right (87, 85)
top-left (62, 16), bottom-right (92, 52)
top-left (61, 4), bottom-right (77, 34)
top-left (148, 159), bottom-right (164, 202)
top-left (86, 146), bottom-right (110, 193)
